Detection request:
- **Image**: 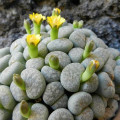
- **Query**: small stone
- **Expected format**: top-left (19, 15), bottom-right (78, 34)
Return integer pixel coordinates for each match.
top-left (90, 95), bottom-right (105, 118)
top-left (41, 66), bottom-right (61, 83)
top-left (68, 48), bottom-right (83, 63)
top-left (26, 57), bottom-right (44, 70)
top-left (0, 47), bottom-right (10, 58)
top-left (58, 25), bottom-right (74, 38)
top-left (21, 68), bottom-right (46, 99)
top-left (45, 51), bottom-right (71, 69)
top-left (61, 63), bottom-right (85, 92)
top-left (47, 38), bottom-right (73, 53)
top-left (68, 92), bottom-right (92, 115)
top-left (69, 29), bottom-right (86, 48)
top-left (48, 108), bottom-right (74, 120)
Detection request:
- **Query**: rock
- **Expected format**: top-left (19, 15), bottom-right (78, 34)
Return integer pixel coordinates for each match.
top-left (0, 62), bottom-right (25, 85)
top-left (58, 25), bottom-right (74, 38)
top-left (43, 82), bottom-right (68, 109)
top-left (48, 108), bottom-right (74, 120)
top-left (68, 91), bottom-right (92, 115)
top-left (80, 73), bottom-right (99, 93)
top-left (0, 47), bottom-right (10, 58)
top-left (0, 54), bottom-right (11, 72)
top-left (0, 85), bottom-right (16, 110)
top-left (61, 63), bottom-right (85, 92)
top-left (0, 0), bottom-right (15, 6)
top-left (21, 68), bottom-right (46, 99)
top-left (26, 57), bottom-right (44, 70)
top-left (10, 81), bottom-right (29, 102)
top-left (114, 66), bottom-right (120, 84)
top-left (69, 30), bottom-right (86, 48)
top-left (0, 0), bottom-right (119, 51)
top-left (68, 48), bottom-right (83, 63)
top-left (41, 66), bottom-right (61, 83)
top-left (90, 95), bottom-right (105, 119)
top-left (47, 38), bottom-right (73, 53)
top-left (97, 72), bottom-right (115, 98)
top-left (29, 103), bottom-right (49, 120)
top-left (12, 103), bottom-right (28, 120)
top-left (41, 37), bottom-right (51, 45)
top-left (75, 107), bottom-right (94, 120)
top-left (9, 52), bottom-right (25, 65)
top-left (45, 51), bottom-right (71, 69)
top-left (12, 103), bottom-right (49, 120)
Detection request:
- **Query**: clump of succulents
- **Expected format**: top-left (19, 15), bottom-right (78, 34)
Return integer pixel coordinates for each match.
top-left (0, 8), bottom-right (120, 120)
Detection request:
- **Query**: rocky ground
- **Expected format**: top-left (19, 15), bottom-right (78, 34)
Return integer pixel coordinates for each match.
top-left (0, 0), bottom-right (120, 50)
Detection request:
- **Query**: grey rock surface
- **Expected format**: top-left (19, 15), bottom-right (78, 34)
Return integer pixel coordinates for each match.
top-left (97, 72), bottom-right (115, 98)
top-left (90, 95), bottom-right (105, 119)
top-left (116, 59), bottom-right (120, 66)
top-left (41, 66), bottom-right (61, 83)
top-left (9, 52), bottom-right (25, 65)
top-left (89, 36), bottom-right (107, 49)
top-left (0, 109), bottom-right (11, 120)
top-left (48, 108), bottom-right (74, 120)
top-left (0, 54), bottom-right (11, 72)
top-left (21, 68), bottom-right (46, 99)
top-left (107, 99), bottom-right (118, 117)
top-left (43, 82), bottom-right (64, 106)
top-left (75, 28), bottom-right (96, 38)
top-left (51, 94), bottom-right (68, 110)
top-left (61, 63), bottom-right (85, 92)
top-left (10, 81), bottom-right (29, 102)
top-left (75, 107), bottom-right (94, 120)
top-left (105, 58), bottom-right (116, 70)
top-left (45, 51), bottom-right (71, 69)
top-left (10, 39), bottom-right (24, 55)
top-left (41, 37), bottom-right (51, 45)
top-left (93, 47), bottom-right (109, 63)
top-left (29, 103), bottom-right (49, 120)
top-left (68, 91), bottom-right (92, 115)
top-left (80, 73), bottom-right (99, 93)
top-left (47, 38), bottom-right (73, 53)
top-left (0, 62), bottom-right (25, 85)
top-left (68, 48), bottom-right (83, 63)
top-left (12, 103), bottom-right (28, 120)
top-left (58, 25), bottom-right (74, 38)
top-left (101, 65), bottom-right (114, 80)
top-left (114, 66), bottom-right (120, 84)
top-left (0, 47), bottom-right (10, 58)
top-left (26, 57), bottom-right (44, 70)
top-left (0, 85), bottom-right (16, 110)
top-left (107, 48), bottom-right (120, 59)
top-left (69, 30), bottom-right (86, 48)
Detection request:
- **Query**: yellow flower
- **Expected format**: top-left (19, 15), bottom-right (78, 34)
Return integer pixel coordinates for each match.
top-left (29, 13), bottom-right (46, 24)
top-left (47, 15), bottom-right (65, 29)
top-left (53, 8), bottom-right (61, 16)
top-left (26, 34), bottom-right (41, 46)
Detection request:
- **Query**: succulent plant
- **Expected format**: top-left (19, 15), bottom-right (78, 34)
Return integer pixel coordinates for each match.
top-left (0, 8), bottom-right (120, 120)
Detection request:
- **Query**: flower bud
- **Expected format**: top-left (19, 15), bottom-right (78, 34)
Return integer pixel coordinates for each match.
top-left (78, 20), bottom-right (84, 28)
top-left (49, 55), bottom-right (60, 70)
top-left (20, 100), bottom-right (31, 118)
top-left (81, 60), bottom-right (99, 82)
top-left (13, 74), bottom-right (26, 90)
top-left (83, 40), bottom-right (94, 60)
top-left (52, 8), bottom-right (61, 16)
top-left (24, 19), bottom-right (31, 34)
top-left (73, 20), bottom-right (78, 28)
